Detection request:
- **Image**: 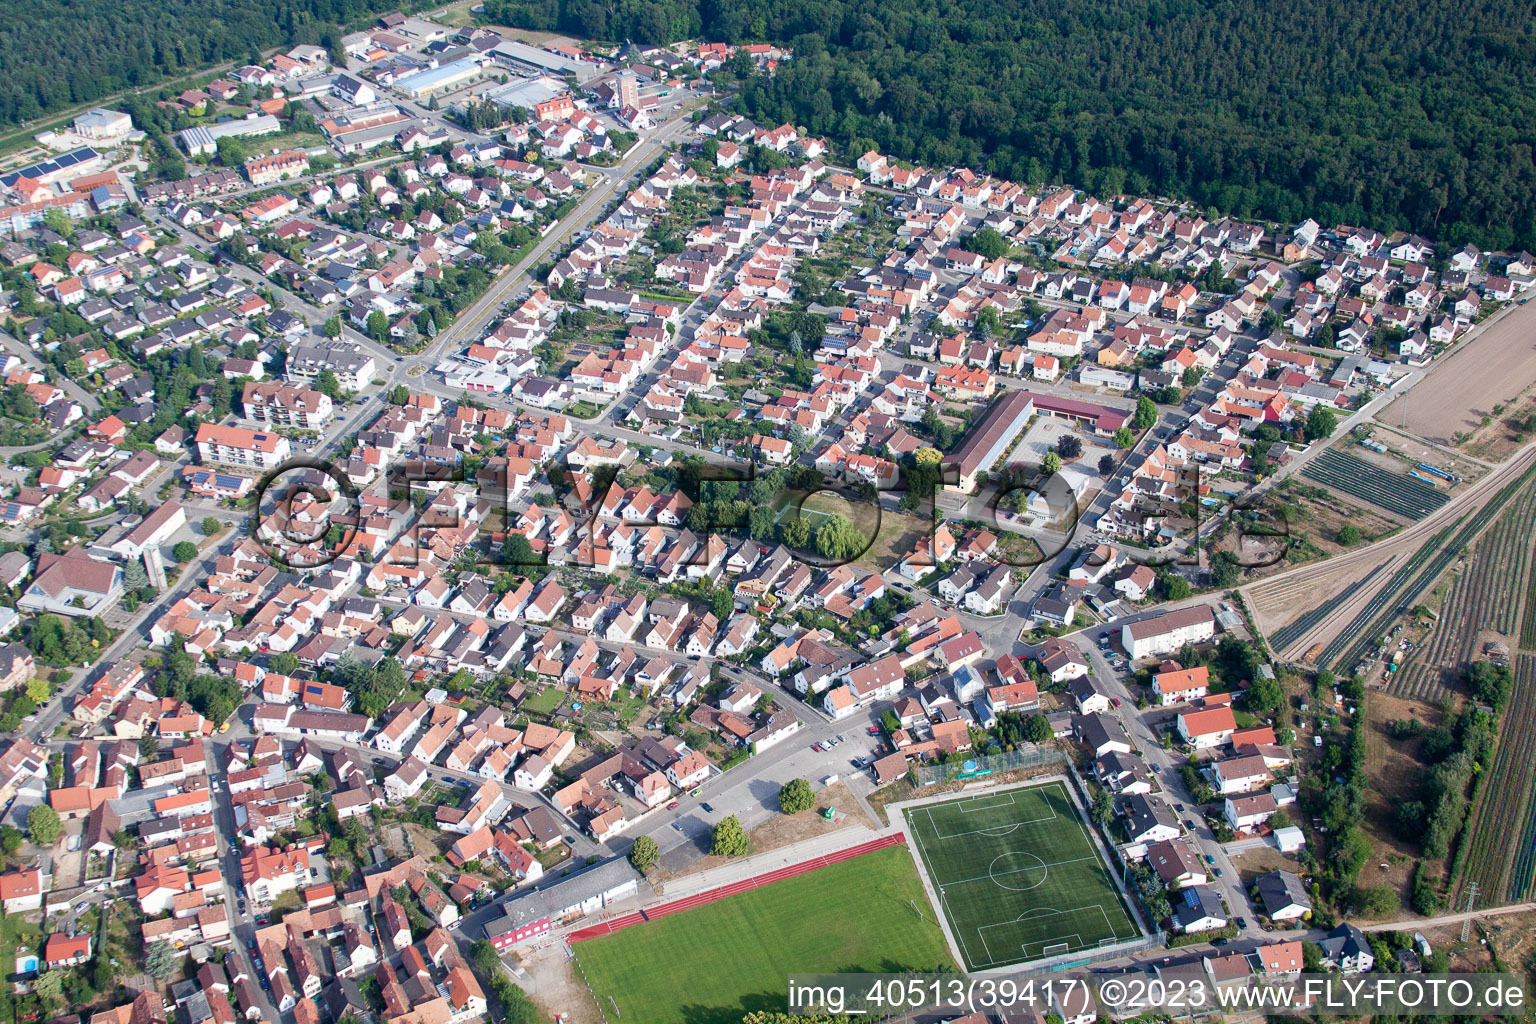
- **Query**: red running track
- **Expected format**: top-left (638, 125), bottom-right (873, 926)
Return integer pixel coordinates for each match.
top-left (566, 833), bottom-right (906, 943)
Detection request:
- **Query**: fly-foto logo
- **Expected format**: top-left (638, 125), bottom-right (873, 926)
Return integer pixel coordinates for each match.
top-left (246, 451), bottom-right (1290, 574)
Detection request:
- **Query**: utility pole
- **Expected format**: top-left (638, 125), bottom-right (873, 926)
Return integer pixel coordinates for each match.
top-left (1461, 881), bottom-right (1479, 942)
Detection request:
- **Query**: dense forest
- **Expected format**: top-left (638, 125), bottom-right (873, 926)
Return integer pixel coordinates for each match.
top-left (489, 0), bottom-right (1536, 249)
top-left (0, 0), bottom-right (399, 125)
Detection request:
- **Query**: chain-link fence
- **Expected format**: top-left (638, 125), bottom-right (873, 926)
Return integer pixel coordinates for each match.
top-left (910, 744), bottom-right (1067, 786)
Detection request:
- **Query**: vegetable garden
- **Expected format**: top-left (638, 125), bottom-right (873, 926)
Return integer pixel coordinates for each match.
top-left (1302, 449), bottom-right (1450, 520)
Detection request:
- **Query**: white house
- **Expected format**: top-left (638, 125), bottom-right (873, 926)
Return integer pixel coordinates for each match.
top-left (1176, 706), bottom-right (1236, 748)
top-left (1223, 792), bottom-right (1278, 831)
top-left (1121, 606), bottom-right (1215, 660)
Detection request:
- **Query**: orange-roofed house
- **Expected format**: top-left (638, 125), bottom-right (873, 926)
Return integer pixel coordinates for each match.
top-left (1257, 940), bottom-right (1304, 977)
top-left (446, 966), bottom-right (487, 1019)
top-left (89, 415), bottom-right (127, 443)
top-left (1176, 705), bottom-right (1236, 748)
top-left (1153, 665), bottom-right (1210, 705)
top-left (43, 933), bottom-right (92, 967)
top-left (0, 868), bottom-right (45, 913)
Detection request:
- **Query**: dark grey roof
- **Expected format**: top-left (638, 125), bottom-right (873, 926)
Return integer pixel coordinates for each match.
top-left (1255, 870), bottom-right (1311, 917)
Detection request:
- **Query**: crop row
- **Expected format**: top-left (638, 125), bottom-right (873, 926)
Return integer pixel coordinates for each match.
top-left (1520, 544), bottom-right (1536, 651)
top-left (1459, 653), bottom-right (1536, 903)
top-left (1386, 567), bottom-right (1466, 703)
top-left (1302, 449), bottom-right (1451, 521)
top-left (1499, 656), bottom-right (1536, 901)
top-left (1396, 487), bottom-right (1536, 701)
top-left (1268, 562), bottom-right (1386, 654)
top-left (1326, 464), bottom-right (1536, 673)
top-left (1315, 522), bottom-right (1456, 669)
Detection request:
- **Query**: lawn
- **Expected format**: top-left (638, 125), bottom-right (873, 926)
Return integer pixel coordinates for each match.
top-left (574, 845), bottom-right (955, 1024)
top-left (0, 911), bottom-right (42, 978)
top-left (520, 687), bottom-right (565, 715)
top-left (903, 781), bottom-right (1141, 970)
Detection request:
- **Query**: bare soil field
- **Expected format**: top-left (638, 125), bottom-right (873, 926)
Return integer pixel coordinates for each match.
top-left (523, 940), bottom-right (605, 1024)
top-left (1227, 845), bottom-right (1304, 886)
top-left (1385, 300), bottom-right (1536, 449)
top-left (477, 24), bottom-right (573, 45)
top-left (1415, 909), bottom-right (1536, 971)
top-left (1459, 390), bottom-right (1536, 461)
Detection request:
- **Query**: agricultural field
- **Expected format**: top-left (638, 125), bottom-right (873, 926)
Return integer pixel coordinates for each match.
top-left (1302, 449), bottom-right (1450, 521)
top-left (1506, 660), bottom-right (1536, 901)
top-left (1387, 483), bottom-right (1536, 703)
top-left (1459, 655), bottom-right (1536, 905)
top-left (1266, 561), bottom-right (1389, 656)
top-left (573, 845), bottom-right (955, 1024)
top-left (1386, 300), bottom-right (1536, 453)
top-left (1311, 523), bottom-right (1457, 670)
top-left (1319, 463), bottom-right (1536, 674)
top-left (1520, 553), bottom-right (1536, 652)
top-left (1358, 427), bottom-right (1489, 484)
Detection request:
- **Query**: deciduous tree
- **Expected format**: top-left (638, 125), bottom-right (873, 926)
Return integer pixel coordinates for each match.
top-left (778, 778), bottom-right (814, 815)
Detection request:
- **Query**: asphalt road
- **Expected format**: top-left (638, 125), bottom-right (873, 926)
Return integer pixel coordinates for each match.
top-left (1072, 637), bottom-right (1261, 939)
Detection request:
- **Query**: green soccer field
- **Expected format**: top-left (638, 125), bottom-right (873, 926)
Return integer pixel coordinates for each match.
top-left (771, 500), bottom-right (835, 529)
top-left (574, 846), bottom-right (956, 1024)
top-left (904, 781), bottom-right (1142, 970)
